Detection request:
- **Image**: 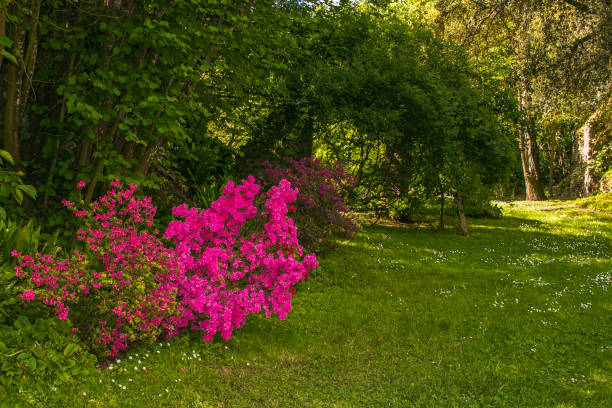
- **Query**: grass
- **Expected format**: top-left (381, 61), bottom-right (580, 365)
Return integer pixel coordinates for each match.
top-left (573, 192), bottom-right (612, 213)
top-left (4, 201), bottom-right (611, 407)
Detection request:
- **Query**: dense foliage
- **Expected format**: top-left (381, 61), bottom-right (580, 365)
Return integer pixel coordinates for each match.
top-left (0, 0), bottom-right (521, 231)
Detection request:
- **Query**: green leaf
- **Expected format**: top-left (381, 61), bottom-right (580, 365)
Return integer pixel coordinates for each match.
top-left (63, 343), bottom-right (80, 358)
top-left (27, 358), bottom-right (37, 370)
top-left (1, 50), bottom-right (16, 65)
top-left (14, 315), bottom-right (31, 329)
top-left (0, 150), bottom-right (14, 164)
top-left (18, 185), bottom-right (37, 200)
top-left (0, 35), bottom-right (13, 48)
top-left (11, 188), bottom-right (23, 204)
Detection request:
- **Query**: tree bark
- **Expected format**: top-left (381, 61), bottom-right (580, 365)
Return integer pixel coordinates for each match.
top-left (571, 108), bottom-right (603, 197)
top-left (455, 191), bottom-right (469, 237)
top-left (134, 138), bottom-right (160, 176)
top-left (18, 0), bottom-right (42, 118)
top-left (0, 9), bottom-right (6, 70)
top-left (78, 140), bottom-right (91, 166)
top-left (3, 25), bottom-right (25, 162)
top-left (518, 85), bottom-right (546, 201)
top-left (439, 190), bottom-right (445, 229)
top-left (548, 133), bottom-right (557, 197)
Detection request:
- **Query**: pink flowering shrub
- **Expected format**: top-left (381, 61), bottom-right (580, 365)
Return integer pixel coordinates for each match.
top-left (14, 177), bottom-right (317, 356)
top-left (164, 176), bottom-right (318, 341)
top-left (14, 180), bottom-right (181, 356)
top-left (264, 157), bottom-right (359, 251)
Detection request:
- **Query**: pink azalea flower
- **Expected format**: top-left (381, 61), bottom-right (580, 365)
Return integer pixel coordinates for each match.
top-left (19, 289), bottom-right (35, 301)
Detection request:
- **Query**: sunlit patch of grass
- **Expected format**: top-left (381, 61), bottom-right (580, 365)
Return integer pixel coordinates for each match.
top-left (573, 192), bottom-right (612, 213)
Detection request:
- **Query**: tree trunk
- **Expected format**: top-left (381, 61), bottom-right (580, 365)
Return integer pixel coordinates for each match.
top-left (455, 191), bottom-right (469, 237)
top-left (18, 0), bottom-right (42, 124)
top-left (2, 25), bottom-right (25, 162)
top-left (134, 139), bottom-right (160, 176)
top-left (571, 108), bottom-right (603, 197)
top-left (296, 114), bottom-right (314, 159)
top-left (518, 86), bottom-right (546, 201)
top-left (78, 140), bottom-right (91, 166)
top-left (548, 133), bottom-right (556, 197)
top-left (85, 126), bottom-right (118, 205)
top-left (0, 10), bottom-right (6, 70)
top-left (439, 190), bottom-right (444, 229)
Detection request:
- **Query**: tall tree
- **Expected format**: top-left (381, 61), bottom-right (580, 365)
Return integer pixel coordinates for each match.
top-left (432, 0), bottom-right (612, 198)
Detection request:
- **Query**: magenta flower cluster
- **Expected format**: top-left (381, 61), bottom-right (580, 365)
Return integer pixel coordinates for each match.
top-left (264, 157), bottom-right (359, 250)
top-left (13, 177), bottom-right (317, 356)
top-left (165, 176), bottom-right (317, 341)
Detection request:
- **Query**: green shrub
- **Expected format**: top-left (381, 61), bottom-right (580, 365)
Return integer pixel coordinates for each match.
top-left (0, 219), bottom-right (61, 265)
top-left (599, 169), bottom-right (612, 193)
top-left (0, 150), bottom-right (36, 221)
top-left (574, 192), bottom-right (612, 213)
top-left (0, 313), bottom-right (96, 390)
top-left (0, 220), bottom-right (93, 400)
top-left (462, 197), bottom-right (503, 218)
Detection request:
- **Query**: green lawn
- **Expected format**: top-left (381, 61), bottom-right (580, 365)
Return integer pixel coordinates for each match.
top-left (7, 201), bottom-right (612, 407)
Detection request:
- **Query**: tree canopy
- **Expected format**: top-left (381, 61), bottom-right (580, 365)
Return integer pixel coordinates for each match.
top-left (1, 0), bottom-right (610, 229)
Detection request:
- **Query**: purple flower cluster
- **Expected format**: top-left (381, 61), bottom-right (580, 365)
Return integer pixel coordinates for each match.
top-left (264, 157), bottom-right (359, 250)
